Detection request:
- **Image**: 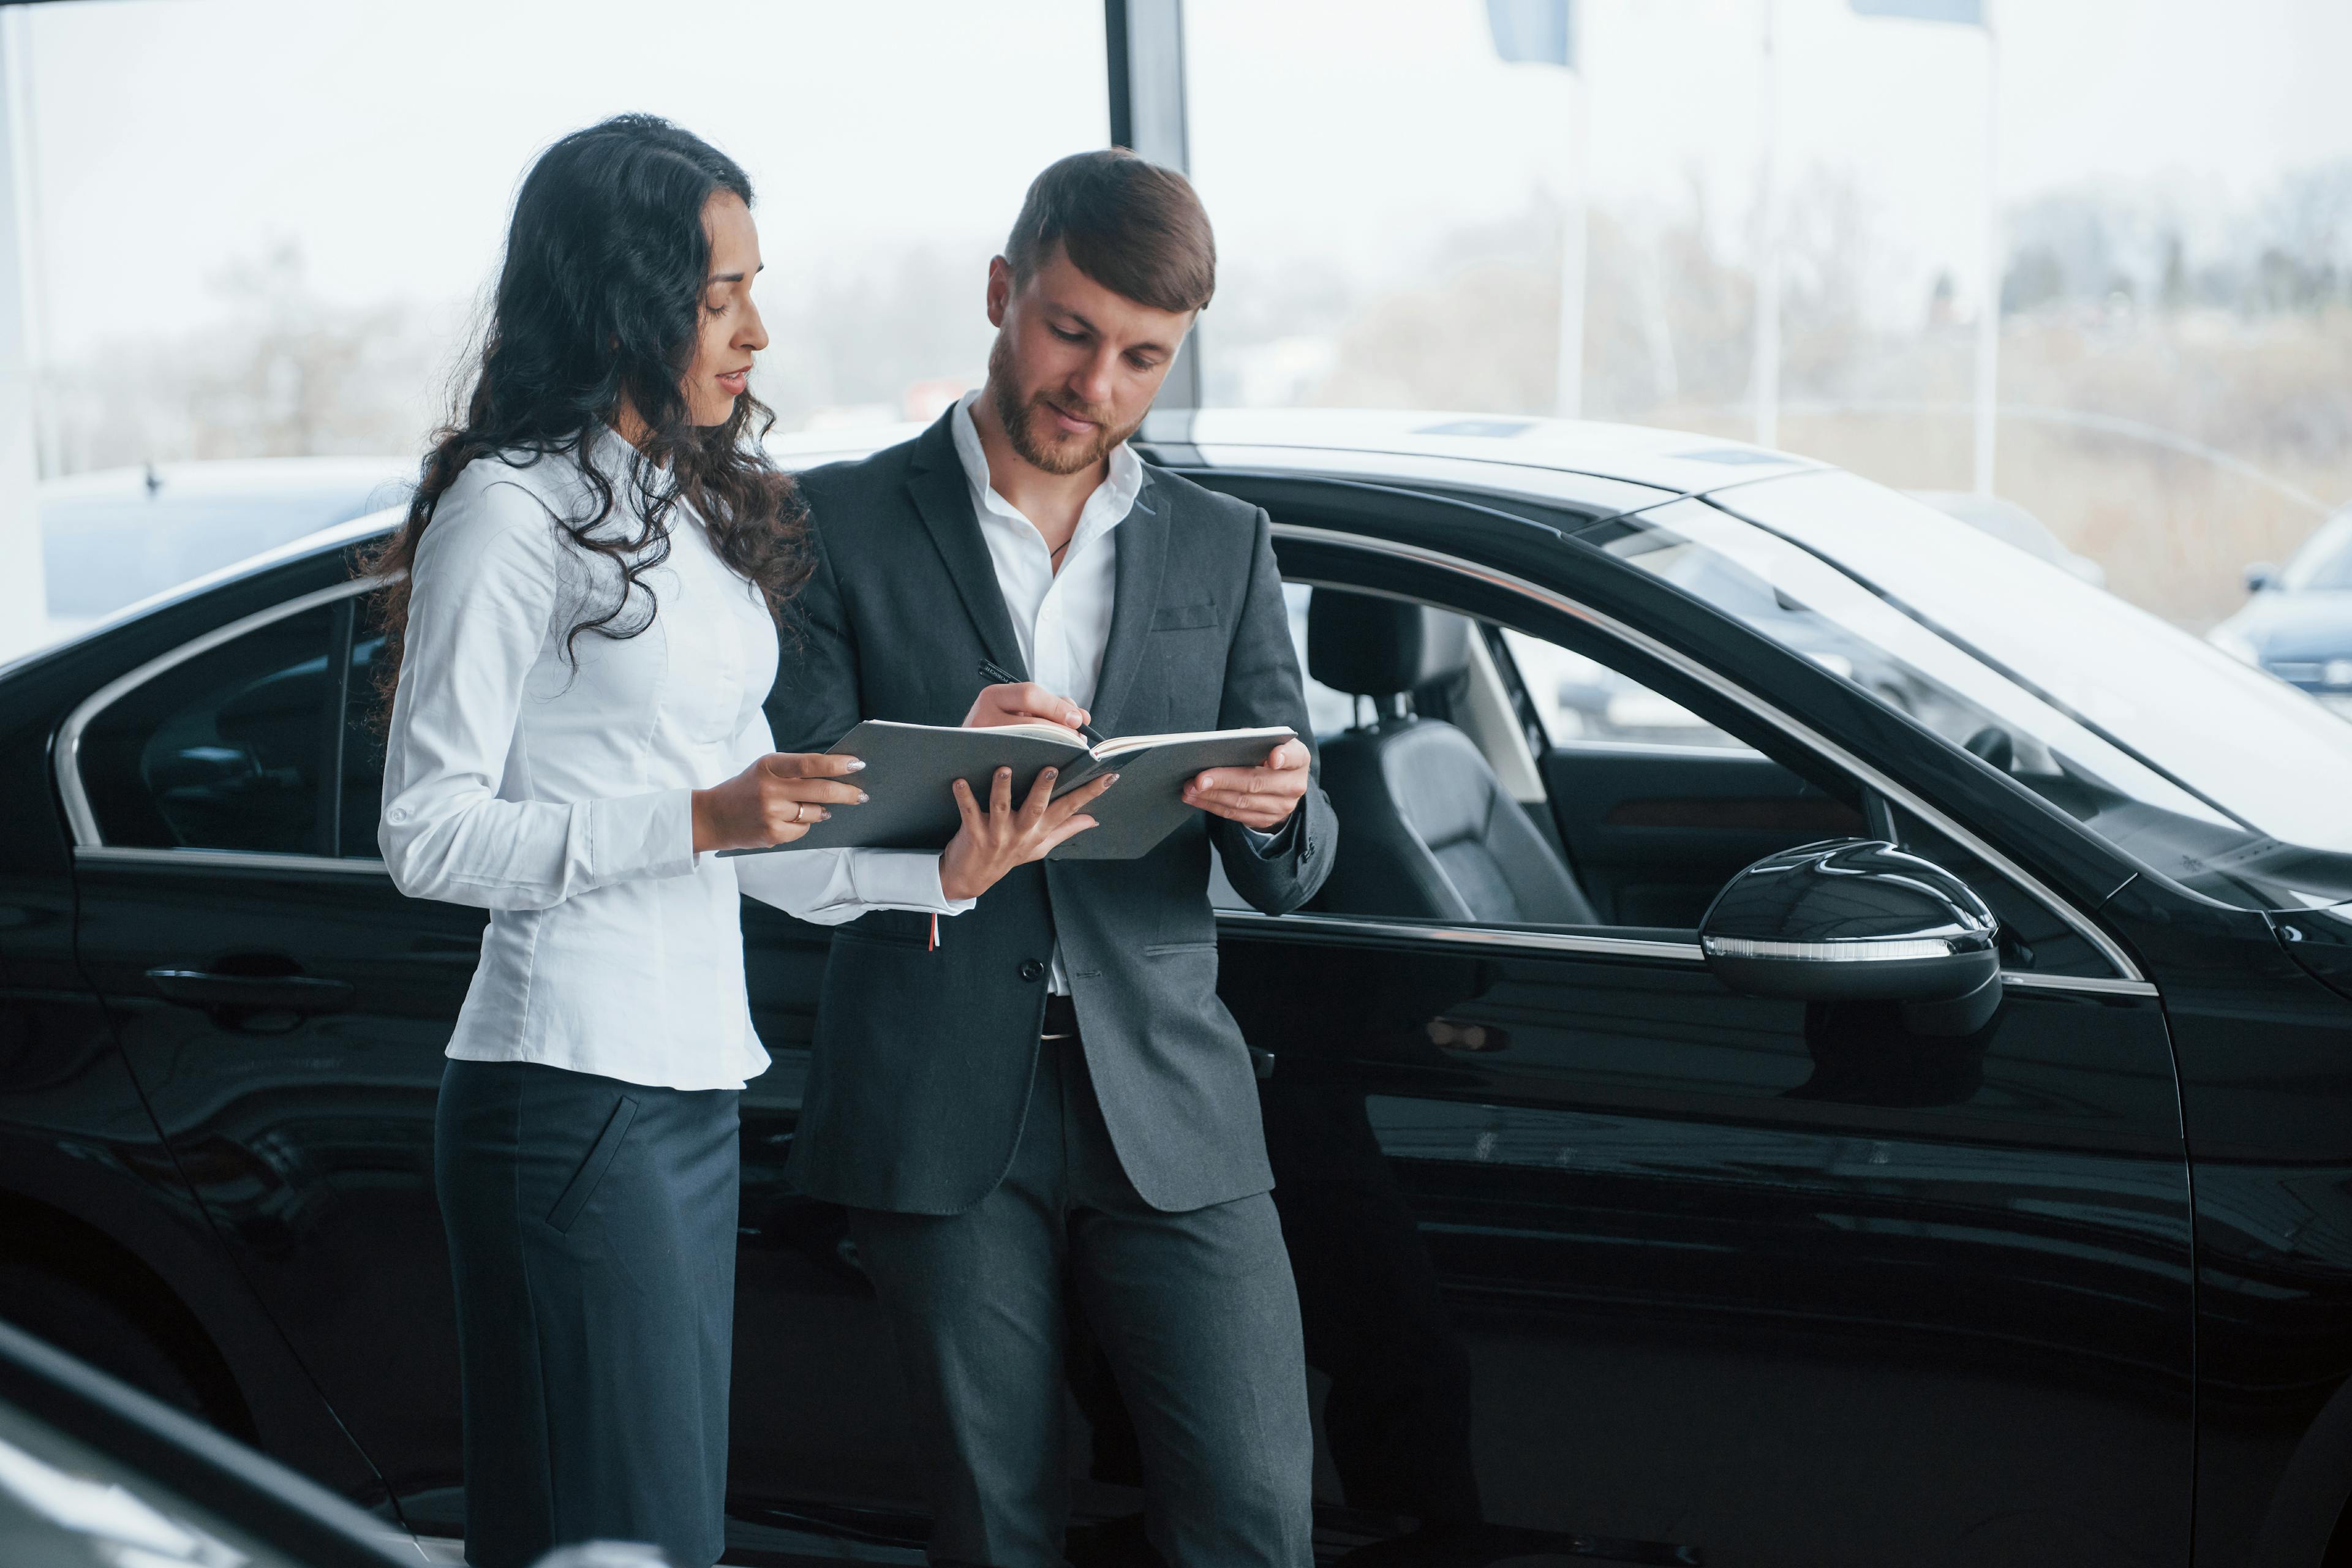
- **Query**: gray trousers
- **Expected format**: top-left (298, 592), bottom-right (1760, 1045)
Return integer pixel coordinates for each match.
top-left (435, 1058), bottom-right (740, 1568)
top-left (850, 1036), bottom-right (1314, 1568)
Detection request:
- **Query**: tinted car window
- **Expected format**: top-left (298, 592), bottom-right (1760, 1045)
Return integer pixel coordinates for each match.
top-left (1498, 625), bottom-right (1752, 752)
top-left (80, 606), bottom-right (341, 855)
top-left (338, 597), bottom-right (394, 859)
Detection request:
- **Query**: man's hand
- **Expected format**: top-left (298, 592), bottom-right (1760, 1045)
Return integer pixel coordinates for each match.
top-left (965, 682), bottom-right (1090, 733)
top-left (692, 752), bottom-right (868, 853)
top-left (1181, 739), bottom-right (1310, 832)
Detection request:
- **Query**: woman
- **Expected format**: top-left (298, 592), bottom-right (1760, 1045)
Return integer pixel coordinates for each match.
top-left (369, 115), bottom-right (1109, 1568)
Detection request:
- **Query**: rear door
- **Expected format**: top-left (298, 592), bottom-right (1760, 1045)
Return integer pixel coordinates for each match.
top-left (62, 575), bottom-right (930, 1550)
top-left (64, 579), bottom-right (483, 1513)
top-left (1222, 530), bottom-right (2192, 1567)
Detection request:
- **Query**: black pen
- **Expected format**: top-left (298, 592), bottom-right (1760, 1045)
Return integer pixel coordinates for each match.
top-left (978, 658), bottom-right (1107, 746)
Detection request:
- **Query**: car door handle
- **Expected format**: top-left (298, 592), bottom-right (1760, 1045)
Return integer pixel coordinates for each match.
top-left (1427, 1017), bottom-right (1510, 1052)
top-left (145, 968), bottom-right (356, 1015)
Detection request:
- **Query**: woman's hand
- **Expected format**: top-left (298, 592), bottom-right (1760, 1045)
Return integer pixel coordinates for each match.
top-left (938, 766), bottom-right (1118, 901)
top-left (692, 753), bottom-right (869, 854)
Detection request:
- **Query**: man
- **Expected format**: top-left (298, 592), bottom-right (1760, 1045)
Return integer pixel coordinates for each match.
top-left (771, 149), bottom-right (1336, 1568)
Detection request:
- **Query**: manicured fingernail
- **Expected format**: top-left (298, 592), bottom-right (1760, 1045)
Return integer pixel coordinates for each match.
top-left (843, 758), bottom-right (866, 772)
top-left (1042, 768), bottom-right (1057, 779)
top-left (1106, 773), bottom-right (1120, 785)
top-left (813, 809), bottom-right (830, 821)
top-left (856, 791), bottom-right (869, 803)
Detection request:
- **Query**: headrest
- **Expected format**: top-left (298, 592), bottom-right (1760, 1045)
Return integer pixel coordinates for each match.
top-left (1306, 589), bottom-right (1473, 698)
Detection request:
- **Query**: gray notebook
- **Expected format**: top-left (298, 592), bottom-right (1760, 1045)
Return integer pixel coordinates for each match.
top-left (722, 719), bottom-right (1297, 862)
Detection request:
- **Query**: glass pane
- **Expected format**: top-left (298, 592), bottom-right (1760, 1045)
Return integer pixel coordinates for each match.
top-left (1595, 488), bottom-right (2352, 908)
top-left (80, 606), bottom-right (341, 855)
top-left (1498, 626), bottom-right (1752, 751)
top-left (1186, 0), bottom-right (1576, 415)
top-left (25, 1), bottom-right (1104, 456)
top-left (21, 1), bottom-right (1106, 654)
top-left (340, 593), bottom-right (396, 859)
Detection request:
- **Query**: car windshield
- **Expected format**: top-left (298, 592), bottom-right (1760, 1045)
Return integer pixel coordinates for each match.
top-left (1585, 472), bottom-right (2352, 910)
top-left (2281, 513), bottom-right (2352, 592)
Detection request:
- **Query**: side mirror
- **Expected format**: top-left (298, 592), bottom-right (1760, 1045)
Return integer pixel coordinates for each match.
top-left (2245, 562), bottom-right (2278, 594)
top-left (1700, 839), bottom-right (2002, 1036)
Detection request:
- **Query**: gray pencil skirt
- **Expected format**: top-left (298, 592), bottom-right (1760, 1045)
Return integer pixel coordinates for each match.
top-left (434, 1057), bottom-right (741, 1568)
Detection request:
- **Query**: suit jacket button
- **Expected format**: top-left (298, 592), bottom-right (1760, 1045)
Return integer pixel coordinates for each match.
top-left (1019, 959), bottom-right (1046, 982)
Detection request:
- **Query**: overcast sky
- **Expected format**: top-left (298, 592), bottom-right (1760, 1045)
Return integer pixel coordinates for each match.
top-left (12, 0), bottom-right (2352, 359)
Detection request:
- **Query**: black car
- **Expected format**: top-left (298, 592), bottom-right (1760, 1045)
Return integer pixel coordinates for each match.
top-left (7, 409), bottom-right (2352, 1568)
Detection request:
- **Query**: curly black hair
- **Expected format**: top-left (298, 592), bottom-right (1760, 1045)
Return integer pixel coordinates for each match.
top-left (363, 113), bottom-right (809, 714)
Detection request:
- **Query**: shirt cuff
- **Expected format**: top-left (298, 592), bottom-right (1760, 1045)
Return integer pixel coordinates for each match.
top-left (853, 850), bottom-right (979, 914)
top-left (1240, 813), bottom-right (1301, 858)
top-left (592, 788), bottom-right (701, 884)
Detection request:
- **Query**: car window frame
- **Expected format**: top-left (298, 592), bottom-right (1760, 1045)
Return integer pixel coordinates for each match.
top-left (56, 577), bottom-right (390, 878)
top-left (1246, 519), bottom-right (2150, 993)
top-left (61, 533), bottom-right (2149, 995)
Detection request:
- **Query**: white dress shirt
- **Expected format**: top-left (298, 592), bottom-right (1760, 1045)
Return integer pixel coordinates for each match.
top-left (949, 393), bottom-right (1276, 993)
top-left (381, 432), bottom-right (967, 1091)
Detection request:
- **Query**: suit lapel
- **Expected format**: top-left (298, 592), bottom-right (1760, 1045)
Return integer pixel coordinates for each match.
top-left (904, 412), bottom-right (1030, 676)
top-left (1088, 467), bottom-right (1173, 740)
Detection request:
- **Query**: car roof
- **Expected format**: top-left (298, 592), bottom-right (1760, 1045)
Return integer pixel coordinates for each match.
top-left (1181, 408), bottom-right (1820, 496)
top-left (770, 408), bottom-right (1826, 510)
top-left (36, 413), bottom-right (1845, 662)
top-left (1905, 489), bottom-right (2072, 561)
top-left (39, 456), bottom-right (414, 502)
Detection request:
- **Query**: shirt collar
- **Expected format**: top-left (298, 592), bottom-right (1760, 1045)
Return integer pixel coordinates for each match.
top-left (949, 389), bottom-right (1144, 534)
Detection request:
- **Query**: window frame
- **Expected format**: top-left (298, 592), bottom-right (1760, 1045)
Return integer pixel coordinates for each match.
top-left (1242, 519), bottom-right (2150, 994)
top-left (57, 577), bottom-right (390, 878)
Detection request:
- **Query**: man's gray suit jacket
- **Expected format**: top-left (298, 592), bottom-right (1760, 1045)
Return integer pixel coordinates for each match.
top-left (769, 410), bottom-right (1337, 1217)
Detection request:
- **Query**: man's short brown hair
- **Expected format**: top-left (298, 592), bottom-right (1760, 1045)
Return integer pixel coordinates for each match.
top-left (1005, 149), bottom-right (1216, 315)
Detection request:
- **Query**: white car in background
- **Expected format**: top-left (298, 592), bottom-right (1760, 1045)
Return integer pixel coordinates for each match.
top-left (39, 458), bottom-right (413, 641)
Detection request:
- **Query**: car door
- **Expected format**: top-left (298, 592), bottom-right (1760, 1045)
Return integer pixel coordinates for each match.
top-left (63, 576), bottom-right (486, 1515)
top-left (1215, 523), bottom-right (2192, 1568)
top-left (62, 570), bottom-right (929, 1548)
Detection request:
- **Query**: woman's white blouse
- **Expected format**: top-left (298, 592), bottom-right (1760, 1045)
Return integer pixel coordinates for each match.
top-left (379, 437), bottom-right (966, 1091)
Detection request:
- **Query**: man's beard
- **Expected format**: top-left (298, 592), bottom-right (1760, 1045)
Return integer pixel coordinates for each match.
top-left (986, 331), bottom-right (1144, 476)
